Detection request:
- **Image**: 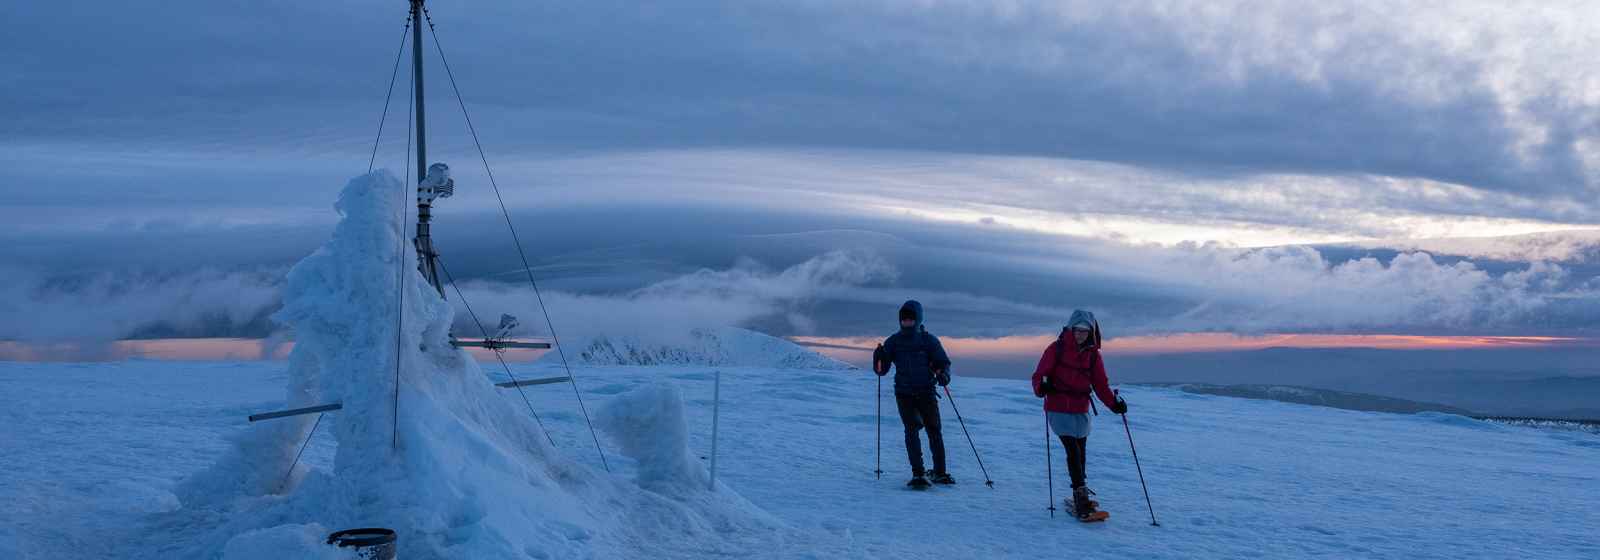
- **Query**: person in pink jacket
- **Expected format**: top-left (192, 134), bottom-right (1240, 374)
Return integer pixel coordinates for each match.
top-left (1031, 309), bottom-right (1126, 520)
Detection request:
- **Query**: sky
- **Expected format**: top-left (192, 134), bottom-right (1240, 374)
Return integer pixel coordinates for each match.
top-left (3, 1), bottom-right (1599, 372)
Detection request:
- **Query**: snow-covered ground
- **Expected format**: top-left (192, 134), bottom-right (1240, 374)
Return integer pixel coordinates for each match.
top-left (3, 358), bottom-right (1596, 559)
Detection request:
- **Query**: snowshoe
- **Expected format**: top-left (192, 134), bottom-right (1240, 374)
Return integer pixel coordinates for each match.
top-left (1072, 487), bottom-right (1107, 522)
top-left (906, 475), bottom-right (931, 490)
top-left (930, 471), bottom-right (956, 485)
top-left (1063, 497), bottom-right (1099, 510)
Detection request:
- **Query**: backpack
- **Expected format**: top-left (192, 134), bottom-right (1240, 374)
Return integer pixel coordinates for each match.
top-left (879, 327), bottom-right (941, 387)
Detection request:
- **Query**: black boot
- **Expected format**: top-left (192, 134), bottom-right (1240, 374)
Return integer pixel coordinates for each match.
top-left (906, 474), bottom-right (931, 489)
top-left (930, 471), bottom-right (955, 485)
top-left (1072, 486), bottom-right (1098, 519)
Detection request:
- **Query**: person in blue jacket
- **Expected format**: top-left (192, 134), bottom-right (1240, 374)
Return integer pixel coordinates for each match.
top-left (873, 300), bottom-right (954, 489)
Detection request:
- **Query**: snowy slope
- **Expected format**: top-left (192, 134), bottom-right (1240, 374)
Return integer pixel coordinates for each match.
top-left (3, 359), bottom-right (1597, 558)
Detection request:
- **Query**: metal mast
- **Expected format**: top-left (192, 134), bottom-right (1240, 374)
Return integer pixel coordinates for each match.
top-left (389, 0), bottom-right (604, 470)
top-left (410, 0), bottom-right (447, 297)
top-left (411, 0), bottom-right (426, 183)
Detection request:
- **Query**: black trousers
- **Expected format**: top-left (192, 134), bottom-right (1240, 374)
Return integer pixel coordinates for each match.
top-left (1059, 435), bottom-right (1088, 488)
top-left (895, 392), bottom-right (946, 475)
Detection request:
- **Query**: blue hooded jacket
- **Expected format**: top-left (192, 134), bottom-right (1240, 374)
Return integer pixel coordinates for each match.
top-left (874, 300), bottom-right (952, 395)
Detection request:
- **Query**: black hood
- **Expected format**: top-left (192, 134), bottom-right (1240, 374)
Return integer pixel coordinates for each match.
top-left (899, 300), bottom-right (924, 328)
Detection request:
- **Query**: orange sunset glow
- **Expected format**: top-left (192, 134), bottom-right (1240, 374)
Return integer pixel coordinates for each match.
top-left (790, 333), bottom-right (1595, 360)
top-left (2, 333), bottom-right (1590, 363)
top-left (0, 338), bottom-right (551, 362)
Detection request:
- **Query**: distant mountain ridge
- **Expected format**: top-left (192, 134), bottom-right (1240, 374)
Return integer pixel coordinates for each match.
top-left (559, 326), bottom-right (854, 370)
top-left (1146, 382), bottom-right (1600, 428)
top-left (1114, 347), bottom-right (1600, 419)
top-left (1147, 383), bottom-right (1476, 415)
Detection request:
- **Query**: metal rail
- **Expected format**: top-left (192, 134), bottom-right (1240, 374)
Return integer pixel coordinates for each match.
top-left (248, 403), bottom-right (344, 423)
top-left (494, 376), bottom-right (571, 389)
top-left (450, 339), bottom-right (552, 350)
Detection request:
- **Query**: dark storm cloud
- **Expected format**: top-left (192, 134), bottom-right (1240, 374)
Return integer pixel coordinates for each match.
top-left (6, 1), bottom-right (1600, 347)
top-left (6, 0), bottom-right (1600, 204)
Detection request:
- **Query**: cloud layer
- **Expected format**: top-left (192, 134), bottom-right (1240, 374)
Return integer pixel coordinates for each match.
top-left (10, 226), bottom-right (1591, 352)
top-left (7, 1), bottom-right (1600, 355)
top-left (452, 250), bottom-right (898, 343)
top-left (8, 0), bottom-right (1600, 205)
top-left (0, 267), bottom-right (282, 342)
top-left (1127, 245), bottom-right (1596, 333)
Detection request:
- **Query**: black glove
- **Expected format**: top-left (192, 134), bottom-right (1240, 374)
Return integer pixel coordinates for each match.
top-left (1110, 399), bottom-right (1128, 415)
top-left (1039, 377), bottom-right (1055, 394)
top-left (934, 368), bottom-right (950, 387)
top-left (872, 344), bottom-right (888, 376)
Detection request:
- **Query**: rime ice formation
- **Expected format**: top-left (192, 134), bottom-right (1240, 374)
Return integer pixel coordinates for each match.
top-left (568, 327), bottom-right (852, 370)
top-left (165, 171), bottom-right (778, 559)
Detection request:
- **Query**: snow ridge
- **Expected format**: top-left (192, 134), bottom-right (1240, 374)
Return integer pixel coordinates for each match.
top-left (566, 326), bottom-right (853, 370)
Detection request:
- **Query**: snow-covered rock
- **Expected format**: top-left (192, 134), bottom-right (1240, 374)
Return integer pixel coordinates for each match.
top-left (564, 326), bottom-right (852, 370)
top-left (596, 383), bottom-right (707, 492)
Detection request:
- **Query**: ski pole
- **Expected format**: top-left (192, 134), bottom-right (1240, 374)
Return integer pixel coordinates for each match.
top-left (1116, 390), bottom-right (1160, 527)
top-left (1045, 412), bottom-right (1055, 518)
top-left (875, 372), bottom-right (883, 480)
top-left (942, 386), bottom-right (994, 488)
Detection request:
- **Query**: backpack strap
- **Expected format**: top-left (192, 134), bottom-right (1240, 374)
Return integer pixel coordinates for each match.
top-left (1086, 352), bottom-right (1100, 416)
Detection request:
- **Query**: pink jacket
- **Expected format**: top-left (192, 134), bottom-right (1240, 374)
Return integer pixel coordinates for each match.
top-left (1030, 337), bottom-right (1118, 414)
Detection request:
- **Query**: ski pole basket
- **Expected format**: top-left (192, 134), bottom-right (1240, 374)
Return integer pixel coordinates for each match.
top-left (326, 528), bottom-right (397, 560)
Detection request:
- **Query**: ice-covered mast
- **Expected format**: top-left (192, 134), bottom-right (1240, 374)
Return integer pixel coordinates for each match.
top-left (410, 0), bottom-right (449, 299)
top-left (237, 1), bottom-right (609, 511)
top-left (403, 0), bottom-right (541, 351)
